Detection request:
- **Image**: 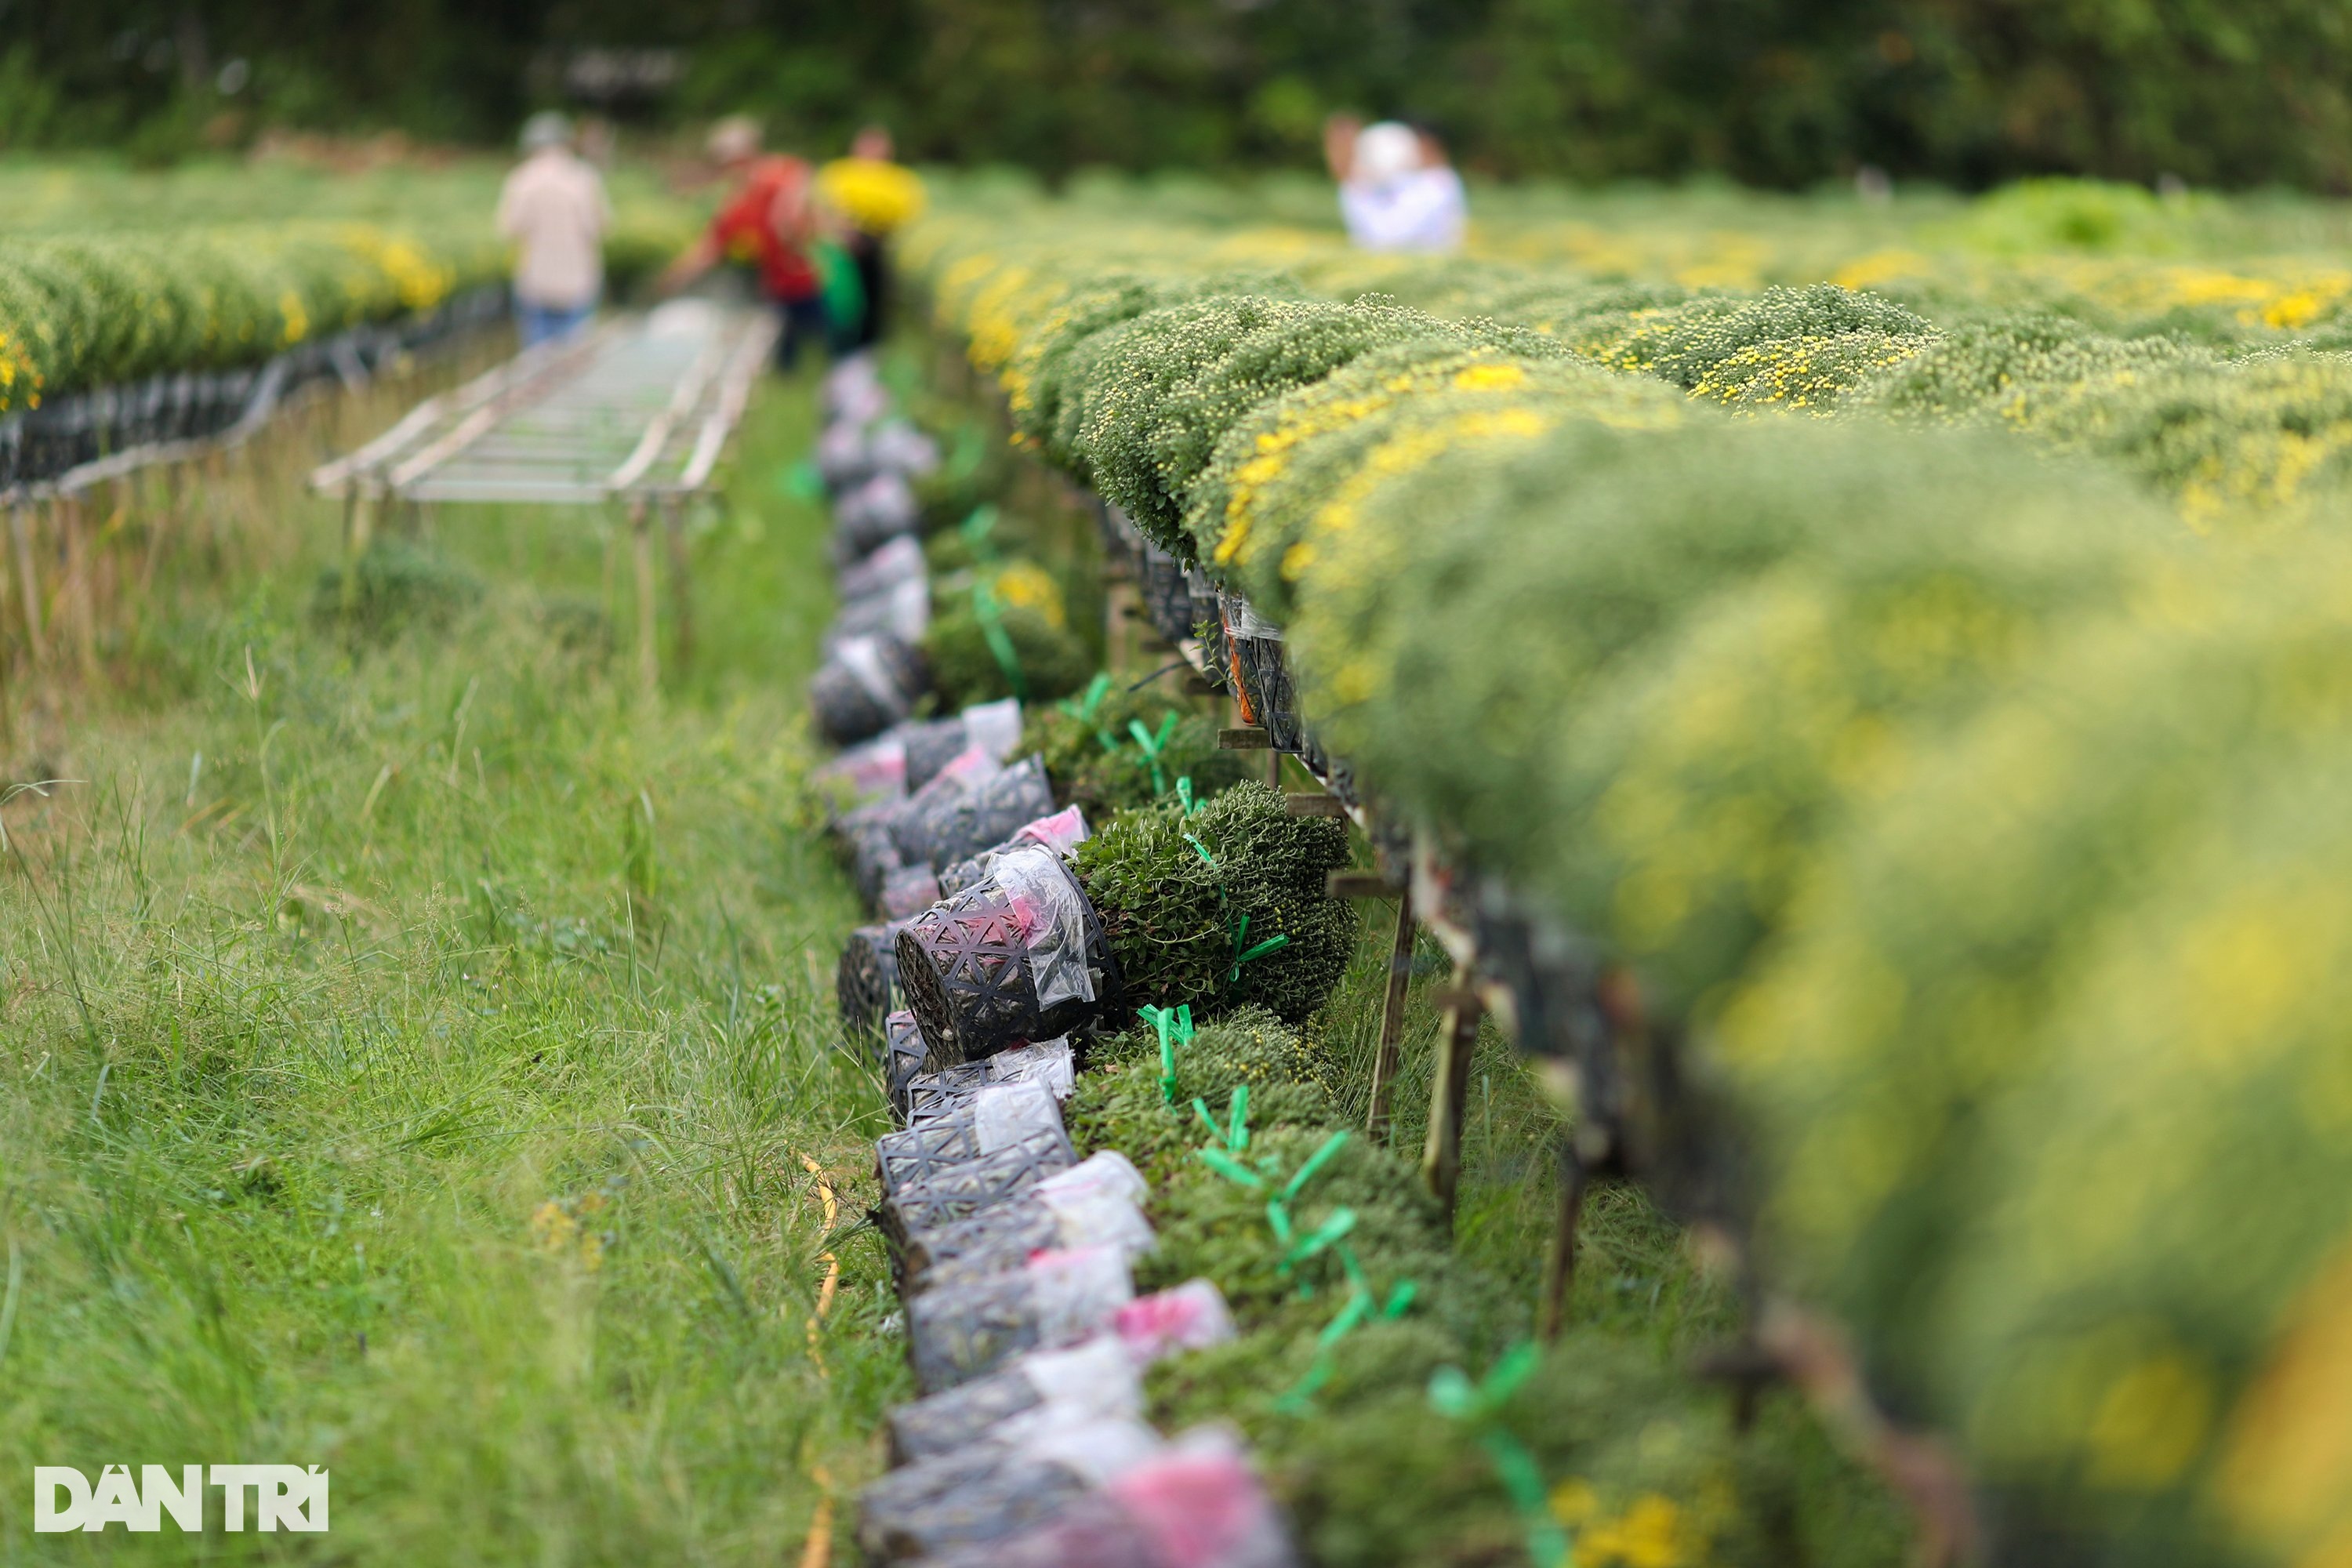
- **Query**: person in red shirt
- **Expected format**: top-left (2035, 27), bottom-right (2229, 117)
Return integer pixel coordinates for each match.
top-left (659, 117), bottom-right (829, 368)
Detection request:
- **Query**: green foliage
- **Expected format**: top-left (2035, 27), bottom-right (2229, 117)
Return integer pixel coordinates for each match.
top-left (1073, 779), bottom-right (1357, 1023)
top-left (917, 592), bottom-right (1089, 708)
top-left (1065, 1007), bottom-right (1344, 1184)
top-left (1018, 681), bottom-right (1248, 816)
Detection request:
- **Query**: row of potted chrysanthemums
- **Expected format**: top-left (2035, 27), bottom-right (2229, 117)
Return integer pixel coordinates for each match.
top-left (884, 207), bottom-right (2352, 1567)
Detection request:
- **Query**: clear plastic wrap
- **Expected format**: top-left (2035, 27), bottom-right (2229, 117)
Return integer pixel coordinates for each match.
top-left (1138, 539), bottom-right (1196, 648)
top-left (810, 633), bottom-right (927, 747)
top-left (880, 1128), bottom-right (1080, 1249)
top-left (926, 1426), bottom-right (1298, 1568)
top-left (825, 575), bottom-right (931, 654)
top-left (887, 1337), bottom-right (1143, 1466)
top-left (905, 1244), bottom-right (1135, 1393)
top-left (879, 864), bottom-right (945, 920)
top-left (890, 751), bottom-right (1055, 873)
top-left (896, 848), bottom-right (1117, 1068)
top-left (906, 1037), bottom-right (1077, 1126)
top-left (876, 1081), bottom-right (1066, 1198)
top-left (818, 352), bottom-right (891, 428)
top-left (937, 806), bottom-right (1091, 898)
top-left (1111, 1277), bottom-right (1237, 1363)
top-left (901, 1153), bottom-right (1155, 1294)
top-left (1220, 590), bottom-right (1305, 754)
top-left (837, 532), bottom-right (927, 604)
top-left (835, 470), bottom-right (922, 555)
top-left (855, 1413), bottom-right (1163, 1564)
top-left (815, 735), bottom-right (908, 813)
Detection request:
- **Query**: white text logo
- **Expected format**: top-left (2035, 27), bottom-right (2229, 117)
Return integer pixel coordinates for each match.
top-left (33, 1465), bottom-right (329, 1532)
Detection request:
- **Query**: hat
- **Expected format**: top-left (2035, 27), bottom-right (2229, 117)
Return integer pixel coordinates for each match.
top-left (1352, 121), bottom-right (1422, 186)
top-left (520, 111), bottom-right (572, 153)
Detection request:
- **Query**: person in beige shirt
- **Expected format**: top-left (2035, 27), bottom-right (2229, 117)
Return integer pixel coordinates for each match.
top-left (498, 112), bottom-right (610, 347)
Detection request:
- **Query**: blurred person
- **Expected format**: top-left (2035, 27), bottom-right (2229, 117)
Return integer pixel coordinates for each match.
top-left (499, 111), bottom-right (610, 347)
top-left (816, 124), bottom-right (927, 350)
top-left (1323, 114), bottom-right (1465, 254)
top-left (659, 116), bottom-right (828, 369)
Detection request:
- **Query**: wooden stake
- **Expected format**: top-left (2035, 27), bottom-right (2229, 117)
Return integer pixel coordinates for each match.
top-left (60, 495), bottom-right (96, 684)
top-left (8, 504), bottom-right (42, 669)
top-left (1366, 886), bottom-right (1416, 1142)
top-left (1421, 962), bottom-right (1483, 1221)
top-left (630, 496), bottom-right (659, 699)
top-left (1538, 1135), bottom-right (1586, 1342)
top-left (662, 495), bottom-right (695, 670)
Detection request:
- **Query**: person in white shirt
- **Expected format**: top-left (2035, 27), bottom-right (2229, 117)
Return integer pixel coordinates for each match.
top-left (1324, 116), bottom-right (1467, 255)
top-left (498, 112), bottom-right (611, 347)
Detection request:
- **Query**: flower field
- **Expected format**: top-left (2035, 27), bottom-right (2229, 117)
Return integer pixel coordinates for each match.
top-left (0, 158), bottom-right (699, 415)
top-left (884, 174), bottom-right (2352, 1564)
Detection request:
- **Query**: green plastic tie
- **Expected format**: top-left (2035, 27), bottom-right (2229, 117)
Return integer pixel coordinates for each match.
top-left (1277, 1206), bottom-right (1357, 1274)
top-left (1280, 1129), bottom-right (1350, 1205)
top-left (1274, 1272), bottom-right (1419, 1413)
top-left (779, 459), bottom-right (825, 500)
top-left (1429, 1345), bottom-right (1570, 1568)
top-left (1227, 910), bottom-right (1290, 982)
top-left (1175, 775), bottom-right (1199, 815)
top-left (1190, 1084), bottom-right (1249, 1155)
top-left (1196, 1145), bottom-right (1265, 1189)
top-left (1059, 670), bottom-right (1113, 723)
top-left (1127, 712), bottom-right (1179, 797)
top-left (1138, 1002), bottom-right (1193, 1105)
top-left (960, 503), bottom-right (1000, 557)
top-left (971, 581), bottom-right (1028, 702)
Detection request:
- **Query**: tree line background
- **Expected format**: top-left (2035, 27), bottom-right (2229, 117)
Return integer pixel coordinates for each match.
top-left (5, 0), bottom-right (2351, 192)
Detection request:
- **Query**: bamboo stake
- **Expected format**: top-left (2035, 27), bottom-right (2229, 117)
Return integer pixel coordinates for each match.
top-left (1366, 887), bottom-right (1416, 1142)
top-left (1537, 1135), bottom-right (1586, 1341)
top-left (630, 496), bottom-right (659, 699)
top-left (9, 504), bottom-right (42, 670)
top-left (662, 495), bottom-right (695, 670)
top-left (60, 496), bottom-right (96, 684)
top-left (1422, 963), bottom-right (1483, 1221)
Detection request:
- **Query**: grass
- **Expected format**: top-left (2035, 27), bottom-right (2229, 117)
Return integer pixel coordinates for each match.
top-left (0, 370), bottom-right (912, 1563)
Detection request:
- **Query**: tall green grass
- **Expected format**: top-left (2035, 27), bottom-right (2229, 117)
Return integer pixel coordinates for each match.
top-left (0, 378), bottom-right (909, 1563)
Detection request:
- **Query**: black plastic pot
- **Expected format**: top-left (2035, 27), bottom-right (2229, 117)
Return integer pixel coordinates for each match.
top-left (895, 848), bottom-right (1120, 1068)
top-left (837, 920), bottom-right (910, 1041)
top-left (810, 633), bottom-right (929, 748)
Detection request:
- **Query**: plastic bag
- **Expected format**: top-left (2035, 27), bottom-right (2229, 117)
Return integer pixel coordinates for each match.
top-left (811, 633), bottom-right (927, 747)
top-left (937, 806), bottom-right (1091, 898)
top-left (879, 864), bottom-right (944, 920)
top-left (1112, 1277), bottom-right (1237, 1363)
top-left (838, 533), bottom-right (926, 603)
top-left (1219, 591), bottom-right (1305, 754)
top-left (926, 1426), bottom-right (1297, 1568)
top-left (877, 1081), bottom-right (1066, 1199)
top-left (887, 1336), bottom-right (1143, 1465)
top-left (901, 1152), bottom-right (1155, 1294)
top-left (896, 847), bottom-right (1116, 1067)
top-left (855, 1413), bottom-right (1162, 1563)
top-left (906, 1038), bottom-right (1077, 1126)
top-left (815, 735), bottom-right (908, 812)
top-left (905, 1245), bottom-right (1136, 1393)
top-left (825, 575), bottom-right (930, 654)
top-left (880, 1127), bottom-right (1080, 1249)
top-left (836, 471), bottom-right (921, 555)
top-left (890, 751), bottom-right (1054, 873)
